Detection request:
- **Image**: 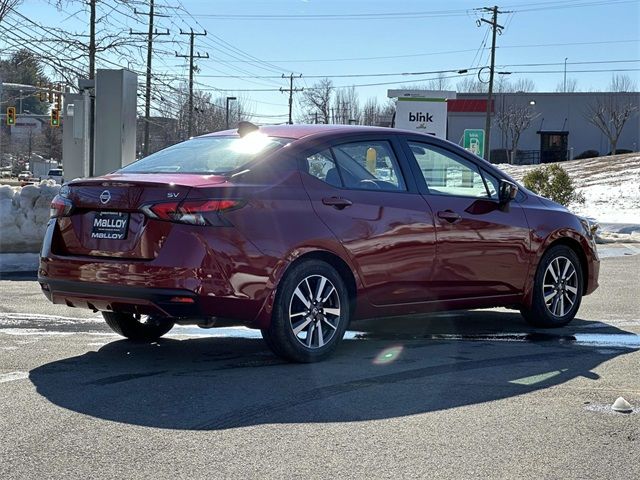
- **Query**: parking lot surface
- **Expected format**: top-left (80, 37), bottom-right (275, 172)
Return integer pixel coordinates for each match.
top-left (1, 254), bottom-right (639, 479)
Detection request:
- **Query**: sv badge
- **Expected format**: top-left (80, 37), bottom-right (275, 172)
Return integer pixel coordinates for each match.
top-left (167, 192), bottom-right (180, 199)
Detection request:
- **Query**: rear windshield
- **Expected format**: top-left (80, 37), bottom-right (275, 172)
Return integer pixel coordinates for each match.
top-left (120, 134), bottom-right (290, 175)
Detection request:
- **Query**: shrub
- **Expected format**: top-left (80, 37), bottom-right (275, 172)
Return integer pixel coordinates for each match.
top-left (606, 149), bottom-right (633, 156)
top-left (574, 149), bottom-right (599, 160)
top-left (522, 164), bottom-right (585, 207)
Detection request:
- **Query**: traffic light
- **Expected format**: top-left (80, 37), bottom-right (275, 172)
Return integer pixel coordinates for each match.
top-left (6, 107), bottom-right (16, 126)
top-left (37, 82), bottom-right (46, 102)
top-left (55, 88), bottom-right (62, 111)
top-left (48, 84), bottom-right (54, 103)
top-left (50, 109), bottom-right (60, 127)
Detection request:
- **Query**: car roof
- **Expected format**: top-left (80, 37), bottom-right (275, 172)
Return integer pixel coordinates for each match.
top-left (200, 124), bottom-right (401, 141)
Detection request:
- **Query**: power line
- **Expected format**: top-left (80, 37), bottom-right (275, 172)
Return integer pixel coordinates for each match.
top-left (197, 39), bottom-right (639, 65)
top-left (147, 59), bottom-right (640, 80)
top-left (506, 0), bottom-right (637, 12)
top-left (173, 0), bottom-right (635, 20)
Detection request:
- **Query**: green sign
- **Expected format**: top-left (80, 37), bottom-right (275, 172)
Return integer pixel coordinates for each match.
top-left (463, 129), bottom-right (485, 158)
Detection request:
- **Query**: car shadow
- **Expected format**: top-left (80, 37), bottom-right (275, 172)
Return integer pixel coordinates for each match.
top-left (29, 311), bottom-right (638, 431)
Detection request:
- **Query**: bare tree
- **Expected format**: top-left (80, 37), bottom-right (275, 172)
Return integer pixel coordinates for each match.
top-left (401, 74), bottom-right (452, 92)
top-left (145, 85), bottom-right (254, 150)
top-left (495, 77), bottom-right (536, 93)
top-left (456, 76), bottom-right (488, 93)
top-left (585, 74), bottom-right (639, 155)
top-left (610, 73), bottom-right (637, 92)
top-left (510, 78), bottom-right (536, 93)
top-left (0, 0), bottom-right (21, 23)
top-left (300, 78), bottom-right (333, 124)
top-left (332, 86), bottom-right (360, 124)
top-left (44, 0), bottom-right (146, 79)
top-left (362, 97), bottom-right (380, 126)
top-left (555, 78), bottom-right (579, 92)
top-left (494, 103), bottom-right (540, 164)
top-left (427, 72), bottom-right (452, 91)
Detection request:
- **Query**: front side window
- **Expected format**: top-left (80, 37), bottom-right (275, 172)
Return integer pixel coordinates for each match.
top-left (330, 140), bottom-right (406, 192)
top-left (408, 141), bottom-right (495, 199)
top-left (120, 133), bottom-right (290, 175)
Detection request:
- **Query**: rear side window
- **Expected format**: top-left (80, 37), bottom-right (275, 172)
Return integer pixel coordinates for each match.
top-left (331, 140), bottom-right (406, 192)
top-left (306, 150), bottom-right (342, 187)
top-left (120, 134), bottom-right (290, 175)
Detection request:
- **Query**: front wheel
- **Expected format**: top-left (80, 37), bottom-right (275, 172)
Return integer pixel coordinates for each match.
top-left (262, 260), bottom-right (350, 363)
top-left (103, 311), bottom-right (174, 341)
top-left (521, 245), bottom-right (583, 328)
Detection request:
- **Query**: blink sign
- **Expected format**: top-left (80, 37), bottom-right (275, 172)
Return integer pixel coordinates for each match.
top-left (388, 90), bottom-right (456, 139)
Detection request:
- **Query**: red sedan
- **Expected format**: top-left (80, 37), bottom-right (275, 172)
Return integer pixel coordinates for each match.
top-left (39, 124), bottom-right (599, 362)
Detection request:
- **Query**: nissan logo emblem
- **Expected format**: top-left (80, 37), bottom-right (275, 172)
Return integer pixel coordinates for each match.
top-left (99, 190), bottom-right (111, 204)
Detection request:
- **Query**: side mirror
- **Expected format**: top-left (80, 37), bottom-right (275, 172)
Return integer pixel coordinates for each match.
top-left (499, 179), bottom-right (518, 205)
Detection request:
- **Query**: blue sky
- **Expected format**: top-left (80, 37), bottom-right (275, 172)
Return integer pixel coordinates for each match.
top-left (8, 0), bottom-right (640, 122)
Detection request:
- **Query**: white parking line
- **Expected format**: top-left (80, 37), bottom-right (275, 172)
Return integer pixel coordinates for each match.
top-left (0, 313), bottom-right (103, 323)
top-left (0, 371), bottom-right (29, 384)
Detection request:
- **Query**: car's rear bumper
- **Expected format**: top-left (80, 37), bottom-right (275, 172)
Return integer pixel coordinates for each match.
top-left (39, 278), bottom-right (202, 318)
top-left (39, 216), bottom-right (279, 323)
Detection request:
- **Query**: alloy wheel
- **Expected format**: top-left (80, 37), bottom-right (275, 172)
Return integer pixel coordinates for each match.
top-left (542, 256), bottom-right (579, 317)
top-left (288, 274), bottom-right (341, 349)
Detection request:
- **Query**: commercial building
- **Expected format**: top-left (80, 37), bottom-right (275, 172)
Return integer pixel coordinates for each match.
top-left (447, 92), bottom-right (640, 163)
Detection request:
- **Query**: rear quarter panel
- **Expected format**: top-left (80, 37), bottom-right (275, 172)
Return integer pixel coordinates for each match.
top-left (222, 167), bottom-right (365, 328)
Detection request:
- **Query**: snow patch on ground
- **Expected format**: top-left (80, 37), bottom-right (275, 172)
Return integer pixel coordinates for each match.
top-left (0, 181), bottom-right (60, 253)
top-left (573, 182), bottom-right (640, 224)
top-left (498, 153), bottom-right (640, 236)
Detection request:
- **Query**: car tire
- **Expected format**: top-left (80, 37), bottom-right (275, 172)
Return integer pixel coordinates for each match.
top-left (521, 245), bottom-right (583, 328)
top-left (103, 311), bottom-right (174, 341)
top-left (262, 260), bottom-right (350, 363)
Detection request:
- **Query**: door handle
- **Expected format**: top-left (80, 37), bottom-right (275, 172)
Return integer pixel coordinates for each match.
top-left (322, 197), bottom-right (353, 210)
top-left (437, 210), bottom-right (461, 223)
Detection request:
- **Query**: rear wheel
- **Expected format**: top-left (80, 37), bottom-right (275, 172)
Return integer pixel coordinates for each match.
top-left (262, 260), bottom-right (350, 363)
top-left (103, 311), bottom-right (174, 341)
top-left (521, 245), bottom-right (583, 328)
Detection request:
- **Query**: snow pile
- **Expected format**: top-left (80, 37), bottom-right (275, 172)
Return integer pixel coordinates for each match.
top-left (0, 181), bottom-right (60, 253)
top-left (498, 153), bottom-right (640, 230)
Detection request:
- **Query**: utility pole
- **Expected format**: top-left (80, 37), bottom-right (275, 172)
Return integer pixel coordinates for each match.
top-left (477, 5), bottom-right (508, 162)
top-left (0, 80), bottom-right (3, 167)
top-left (87, 0), bottom-right (97, 176)
top-left (176, 29), bottom-right (208, 138)
top-left (89, 0), bottom-right (96, 79)
top-left (225, 96), bottom-right (237, 129)
top-left (131, 0), bottom-right (169, 157)
top-left (280, 73), bottom-right (303, 125)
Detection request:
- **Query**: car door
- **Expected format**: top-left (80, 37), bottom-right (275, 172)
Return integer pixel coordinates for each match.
top-left (299, 136), bottom-right (438, 306)
top-left (402, 138), bottom-right (531, 300)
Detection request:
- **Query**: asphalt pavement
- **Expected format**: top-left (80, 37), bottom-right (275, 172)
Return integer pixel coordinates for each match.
top-left (1, 253), bottom-right (639, 479)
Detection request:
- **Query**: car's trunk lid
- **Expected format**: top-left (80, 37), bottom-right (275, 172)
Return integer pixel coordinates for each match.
top-left (55, 173), bottom-right (228, 259)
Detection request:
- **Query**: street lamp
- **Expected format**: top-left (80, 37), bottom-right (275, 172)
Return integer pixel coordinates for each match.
top-left (226, 96), bottom-right (237, 130)
top-left (564, 57), bottom-right (568, 92)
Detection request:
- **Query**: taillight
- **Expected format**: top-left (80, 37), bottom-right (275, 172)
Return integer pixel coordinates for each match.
top-left (50, 195), bottom-right (74, 218)
top-left (141, 199), bottom-right (243, 226)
